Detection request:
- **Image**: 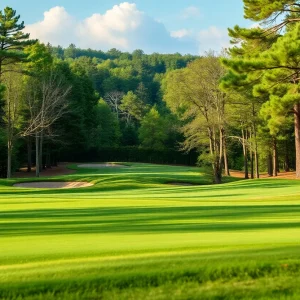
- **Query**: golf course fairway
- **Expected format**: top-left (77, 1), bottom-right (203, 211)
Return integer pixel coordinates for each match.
top-left (1, 163), bottom-right (300, 299)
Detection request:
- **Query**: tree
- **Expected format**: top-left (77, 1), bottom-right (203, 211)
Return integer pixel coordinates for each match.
top-left (104, 91), bottom-right (124, 120)
top-left (120, 91), bottom-right (148, 121)
top-left (221, 19), bottom-right (286, 178)
top-left (139, 107), bottom-right (168, 150)
top-left (223, 1), bottom-right (300, 177)
top-left (54, 60), bottom-right (99, 160)
top-left (21, 42), bottom-right (53, 174)
top-left (0, 7), bottom-right (36, 177)
top-left (22, 72), bottom-right (71, 177)
top-left (243, 0), bottom-right (300, 33)
top-left (0, 7), bottom-right (36, 76)
top-left (24, 42), bottom-right (53, 73)
top-left (136, 82), bottom-right (150, 105)
top-left (64, 44), bottom-right (77, 59)
top-left (91, 99), bottom-right (120, 148)
top-left (2, 68), bottom-right (23, 178)
top-left (164, 55), bottom-right (228, 183)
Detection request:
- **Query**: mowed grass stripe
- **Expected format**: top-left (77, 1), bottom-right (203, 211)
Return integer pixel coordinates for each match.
top-left (1, 163), bottom-right (300, 299)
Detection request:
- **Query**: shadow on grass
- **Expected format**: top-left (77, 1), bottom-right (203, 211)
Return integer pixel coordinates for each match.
top-left (0, 177), bottom-right (298, 197)
top-left (1, 204), bottom-right (300, 236)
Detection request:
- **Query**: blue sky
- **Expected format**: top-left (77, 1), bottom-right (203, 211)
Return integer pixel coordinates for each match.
top-left (4, 0), bottom-right (252, 54)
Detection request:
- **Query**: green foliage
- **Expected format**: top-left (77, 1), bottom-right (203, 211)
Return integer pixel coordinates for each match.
top-left (139, 107), bottom-right (169, 150)
top-left (0, 7), bottom-right (36, 73)
top-left (220, 1), bottom-right (300, 177)
top-left (120, 123), bottom-right (139, 146)
top-left (55, 61), bottom-right (99, 153)
top-left (121, 91), bottom-right (149, 120)
top-left (91, 99), bottom-right (121, 148)
top-left (0, 7), bottom-right (203, 173)
top-left (244, 0), bottom-right (299, 22)
top-left (24, 42), bottom-right (53, 74)
top-left (224, 22), bottom-right (300, 142)
top-left (64, 43), bottom-right (77, 59)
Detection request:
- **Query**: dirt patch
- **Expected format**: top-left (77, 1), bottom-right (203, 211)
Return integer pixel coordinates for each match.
top-left (14, 163), bottom-right (76, 178)
top-left (14, 181), bottom-right (93, 189)
top-left (77, 163), bottom-right (127, 168)
top-left (230, 170), bottom-right (297, 180)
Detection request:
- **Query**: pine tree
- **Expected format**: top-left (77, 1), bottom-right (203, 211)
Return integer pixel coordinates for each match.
top-left (243, 0), bottom-right (300, 32)
top-left (0, 7), bottom-right (36, 177)
top-left (0, 7), bottom-right (36, 77)
top-left (222, 1), bottom-right (300, 177)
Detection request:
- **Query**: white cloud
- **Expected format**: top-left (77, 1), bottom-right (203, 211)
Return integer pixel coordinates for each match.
top-left (170, 26), bottom-right (230, 54)
top-left (25, 3), bottom-right (197, 54)
top-left (77, 3), bottom-right (143, 49)
top-left (170, 29), bottom-right (192, 39)
top-left (26, 7), bottom-right (76, 46)
top-left (25, 4), bottom-right (228, 55)
top-left (181, 6), bottom-right (201, 20)
top-left (197, 26), bottom-right (230, 54)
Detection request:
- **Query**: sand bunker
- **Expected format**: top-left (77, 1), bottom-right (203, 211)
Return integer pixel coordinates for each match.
top-left (14, 181), bottom-right (93, 189)
top-left (78, 163), bottom-right (127, 168)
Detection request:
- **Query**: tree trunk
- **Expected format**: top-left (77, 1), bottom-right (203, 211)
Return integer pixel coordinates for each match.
top-left (214, 164), bottom-right (222, 184)
top-left (295, 103), bottom-right (300, 178)
top-left (284, 139), bottom-right (290, 172)
top-left (250, 130), bottom-right (254, 179)
top-left (27, 136), bottom-right (32, 172)
top-left (242, 129), bottom-right (249, 179)
top-left (39, 131), bottom-right (44, 172)
top-left (7, 102), bottom-right (12, 179)
top-left (223, 135), bottom-right (230, 176)
top-left (254, 151), bottom-right (259, 179)
top-left (268, 154), bottom-right (273, 176)
top-left (272, 138), bottom-right (278, 177)
top-left (208, 128), bottom-right (222, 184)
top-left (250, 151), bottom-right (254, 179)
top-left (35, 132), bottom-right (40, 178)
top-left (7, 141), bottom-right (12, 179)
top-left (215, 128), bottom-right (224, 183)
top-left (253, 121), bottom-right (259, 179)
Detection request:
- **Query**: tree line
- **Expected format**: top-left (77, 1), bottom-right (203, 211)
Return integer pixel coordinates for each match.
top-left (164, 0), bottom-right (300, 183)
top-left (1, 2), bottom-right (298, 183)
top-left (0, 6), bottom-right (198, 178)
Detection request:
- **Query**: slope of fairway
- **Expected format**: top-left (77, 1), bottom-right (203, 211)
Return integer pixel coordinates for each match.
top-left (1, 163), bottom-right (300, 299)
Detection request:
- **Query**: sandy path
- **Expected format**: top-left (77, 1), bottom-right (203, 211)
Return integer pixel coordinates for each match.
top-left (13, 163), bottom-right (76, 178)
top-left (230, 170), bottom-right (297, 180)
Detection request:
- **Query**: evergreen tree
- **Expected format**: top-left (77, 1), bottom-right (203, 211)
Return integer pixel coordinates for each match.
top-left (0, 7), bottom-right (36, 177)
top-left (64, 44), bottom-right (77, 59)
top-left (92, 99), bottom-right (120, 148)
top-left (223, 1), bottom-right (300, 177)
top-left (0, 7), bottom-right (36, 77)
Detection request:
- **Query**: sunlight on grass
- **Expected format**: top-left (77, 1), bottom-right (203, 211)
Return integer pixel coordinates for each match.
top-left (1, 163), bottom-right (300, 299)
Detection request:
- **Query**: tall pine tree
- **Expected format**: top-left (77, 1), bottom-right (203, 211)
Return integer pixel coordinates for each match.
top-left (223, 0), bottom-right (300, 177)
top-left (0, 7), bottom-right (36, 77)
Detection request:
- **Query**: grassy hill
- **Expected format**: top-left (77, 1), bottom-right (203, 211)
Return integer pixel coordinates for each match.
top-left (1, 163), bottom-right (300, 299)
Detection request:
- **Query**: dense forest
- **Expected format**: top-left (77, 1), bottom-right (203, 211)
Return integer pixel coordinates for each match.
top-left (0, 3), bottom-right (298, 183)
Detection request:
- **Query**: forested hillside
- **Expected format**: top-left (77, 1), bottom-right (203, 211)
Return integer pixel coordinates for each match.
top-left (0, 4), bottom-right (297, 182)
top-left (0, 13), bottom-right (199, 178)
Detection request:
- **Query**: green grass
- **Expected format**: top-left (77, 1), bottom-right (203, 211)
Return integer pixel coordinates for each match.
top-left (1, 163), bottom-right (300, 299)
